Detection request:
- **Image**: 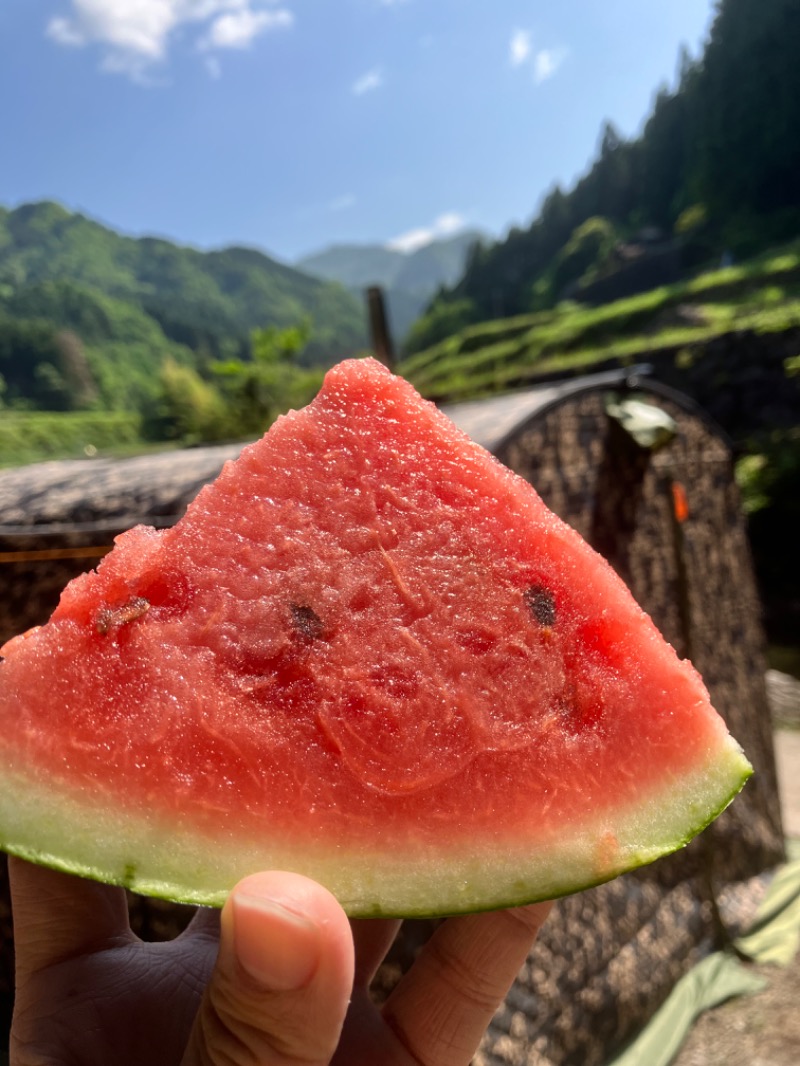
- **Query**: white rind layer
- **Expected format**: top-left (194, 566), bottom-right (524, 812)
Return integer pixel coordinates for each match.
top-left (0, 734), bottom-right (751, 916)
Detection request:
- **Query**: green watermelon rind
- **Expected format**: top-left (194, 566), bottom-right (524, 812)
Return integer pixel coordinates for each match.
top-left (0, 736), bottom-right (751, 917)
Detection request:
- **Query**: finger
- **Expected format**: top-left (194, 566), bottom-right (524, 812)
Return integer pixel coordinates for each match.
top-left (8, 857), bottom-right (133, 980)
top-left (383, 901), bottom-right (552, 1066)
top-left (350, 918), bottom-right (401, 987)
top-left (182, 871), bottom-right (354, 1066)
top-left (182, 905), bottom-right (221, 941)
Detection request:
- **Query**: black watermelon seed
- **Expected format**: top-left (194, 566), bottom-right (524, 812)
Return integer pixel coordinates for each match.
top-left (525, 585), bottom-right (557, 628)
top-left (290, 603), bottom-right (325, 641)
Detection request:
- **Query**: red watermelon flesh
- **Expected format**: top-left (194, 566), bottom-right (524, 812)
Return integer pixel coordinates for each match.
top-left (0, 358), bottom-right (750, 916)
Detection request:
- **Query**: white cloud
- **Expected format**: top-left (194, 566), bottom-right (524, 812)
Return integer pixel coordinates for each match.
top-left (47, 16), bottom-right (87, 47)
top-left (509, 29), bottom-right (531, 68)
top-left (352, 68), bottom-right (383, 95)
top-left (205, 54), bottom-right (222, 78)
top-left (534, 47), bottom-right (568, 84)
top-left (46, 1), bottom-right (293, 81)
top-left (387, 212), bottom-right (467, 254)
top-left (199, 7), bottom-right (292, 50)
top-left (509, 28), bottom-right (568, 86)
top-left (434, 212), bottom-right (465, 236)
top-left (330, 194), bottom-right (357, 212)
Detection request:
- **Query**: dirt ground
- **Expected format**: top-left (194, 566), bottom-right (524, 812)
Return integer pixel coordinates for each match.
top-left (671, 951), bottom-right (800, 1066)
top-left (671, 729), bottom-right (800, 1066)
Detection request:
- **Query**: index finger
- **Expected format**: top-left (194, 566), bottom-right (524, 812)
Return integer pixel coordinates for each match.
top-left (8, 857), bottom-right (133, 981)
top-left (382, 901), bottom-right (552, 1066)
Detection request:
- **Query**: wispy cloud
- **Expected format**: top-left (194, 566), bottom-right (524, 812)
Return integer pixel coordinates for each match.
top-left (534, 47), bottom-right (568, 84)
top-left (509, 27), bottom-right (568, 86)
top-left (352, 68), bottom-right (383, 95)
top-left (330, 194), bottom-right (357, 212)
top-left (387, 212), bottom-right (466, 254)
top-left (509, 29), bottom-right (531, 68)
top-left (199, 7), bottom-right (292, 50)
top-left (46, 1), bottom-right (293, 83)
top-left (47, 17), bottom-right (87, 48)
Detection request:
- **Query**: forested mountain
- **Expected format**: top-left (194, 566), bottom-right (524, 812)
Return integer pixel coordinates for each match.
top-left (0, 201), bottom-right (367, 411)
top-left (297, 230), bottom-right (484, 340)
top-left (408, 0), bottom-right (800, 353)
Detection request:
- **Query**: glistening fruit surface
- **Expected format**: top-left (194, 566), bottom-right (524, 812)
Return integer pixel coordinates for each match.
top-left (0, 359), bottom-right (751, 914)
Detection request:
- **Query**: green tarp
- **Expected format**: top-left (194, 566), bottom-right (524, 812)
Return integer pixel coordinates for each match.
top-left (609, 842), bottom-right (800, 1066)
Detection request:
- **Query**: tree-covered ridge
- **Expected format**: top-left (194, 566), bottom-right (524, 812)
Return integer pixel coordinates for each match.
top-left (0, 201), bottom-right (370, 451)
top-left (408, 0), bottom-right (800, 353)
top-left (398, 241), bottom-right (800, 401)
top-left (0, 201), bottom-right (367, 367)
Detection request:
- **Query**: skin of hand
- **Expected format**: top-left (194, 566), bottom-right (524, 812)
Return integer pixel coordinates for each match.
top-left (8, 857), bottom-right (552, 1066)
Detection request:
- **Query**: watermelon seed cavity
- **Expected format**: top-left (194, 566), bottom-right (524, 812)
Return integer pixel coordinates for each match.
top-left (290, 603), bottom-right (325, 641)
top-left (525, 585), bottom-right (557, 629)
top-left (95, 597), bottom-right (151, 635)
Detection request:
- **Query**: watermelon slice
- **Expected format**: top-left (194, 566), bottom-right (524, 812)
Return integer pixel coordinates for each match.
top-left (0, 359), bottom-right (751, 917)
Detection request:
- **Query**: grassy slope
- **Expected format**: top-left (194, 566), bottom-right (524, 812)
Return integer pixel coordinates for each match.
top-left (0, 411), bottom-right (146, 468)
top-left (398, 243), bottom-right (800, 401)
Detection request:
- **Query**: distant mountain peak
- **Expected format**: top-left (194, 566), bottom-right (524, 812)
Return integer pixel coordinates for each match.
top-left (296, 229), bottom-right (486, 339)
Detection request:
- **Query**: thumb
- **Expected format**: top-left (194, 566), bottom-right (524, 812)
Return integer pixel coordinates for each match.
top-left (182, 871), bottom-right (355, 1066)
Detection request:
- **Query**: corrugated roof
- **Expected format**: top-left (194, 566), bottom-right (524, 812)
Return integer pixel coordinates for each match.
top-left (441, 366), bottom-right (644, 453)
top-left (0, 444), bottom-right (244, 534)
top-left (0, 367), bottom-right (647, 534)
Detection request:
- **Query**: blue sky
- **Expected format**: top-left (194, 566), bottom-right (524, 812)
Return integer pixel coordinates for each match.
top-left (1, 1), bottom-right (716, 263)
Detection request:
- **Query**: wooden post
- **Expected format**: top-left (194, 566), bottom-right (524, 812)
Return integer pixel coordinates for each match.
top-left (366, 286), bottom-right (395, 371)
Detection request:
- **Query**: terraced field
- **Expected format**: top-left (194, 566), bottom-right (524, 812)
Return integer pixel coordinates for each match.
top-left (398, 243), bottom-right (800, 402)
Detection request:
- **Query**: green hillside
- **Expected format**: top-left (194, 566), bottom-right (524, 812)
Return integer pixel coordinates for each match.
top-left (409, 0), bottom-right (800, 352)
top-left (0, 278), bottom-right (197, 411)
top-left (398, 243), bottom-right (800, 401)
top-left (0, 201), bottom-right (367, 384)
top-left (0, 202), bottom-right (369, 462)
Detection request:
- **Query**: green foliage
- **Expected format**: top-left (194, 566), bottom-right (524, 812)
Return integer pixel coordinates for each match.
top-left (0, 204), bottom-right (366, 353)
top-left (692, 0), bottom-right (800, 221)
top-left (739, 429), bottom-right (800, 515)
top-left (738, 427), bottom-right (800, 639)
top-left (533, 218), bottom-right (618, 309)
top-left (0, 410), bottom-right (142, 467)
top-left (402, 299), bottom-right (476, 356)
top-left (143, 359), bottom-right (229, 445)
top-left (675, 204), bottom-right (708, 236)
top-left (0, 201), bottom-right (368, 422)
top-left (211, 321), bottom-right (323, 437)
top-left (0, 278), bottom-right (206, 413)
top-left (0, 315), bottom-right (71, 409)
top-left (398, 240), bottom-right (800, 401)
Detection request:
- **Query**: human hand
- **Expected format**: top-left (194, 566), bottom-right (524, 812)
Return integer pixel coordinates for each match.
top-left (9, 856), bottom-right (551, 1066)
